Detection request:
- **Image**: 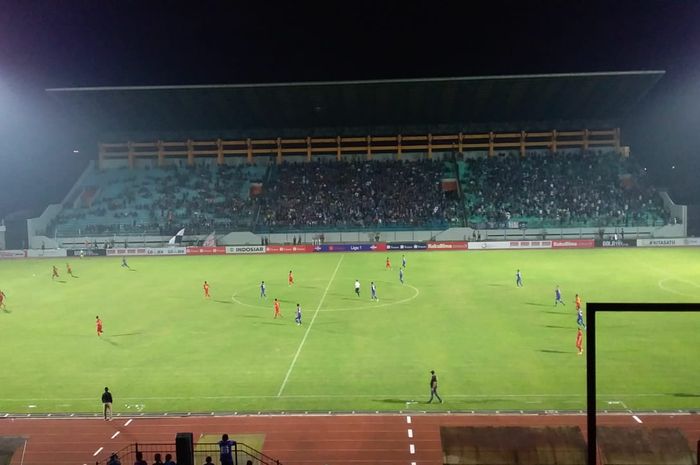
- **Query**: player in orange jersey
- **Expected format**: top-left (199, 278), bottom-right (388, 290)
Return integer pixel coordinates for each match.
top-left (96, 316), bottom-right (103, 336)
top-left (203, 281), bottom-right (211, 298)
top-left (385, 257), bottom-right (391, 270)
top-left (0, 289), bottom-right (6, 310)
top-left (52, 265), bottom-right (59, 280)
top-left (576, 327), bottom-right (583, 355)
top-left (66, 263), bottom-right (74, 277)
top-left (575, 294), bottom-right (582, 311)
top-left (273, 298), bottom-right (282, 318)
top-left (288, 271), bottom-right (294, 286)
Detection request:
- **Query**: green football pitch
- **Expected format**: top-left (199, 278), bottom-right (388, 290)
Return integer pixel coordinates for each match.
top-left (0, 248), bottom-right (698, 414)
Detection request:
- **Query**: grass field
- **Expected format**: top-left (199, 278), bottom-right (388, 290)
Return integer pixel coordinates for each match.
top-left (0, 248), bottom-right (698, 414)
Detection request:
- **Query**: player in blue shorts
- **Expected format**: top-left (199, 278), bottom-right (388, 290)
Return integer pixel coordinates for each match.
top-left (402, 254), bottom-right (407, 268)
top-left (516, 269), bottom-right (523, 287)
top-left (399, 268), bottom-right (404, 284)
top-left (121, 257), bottom-right (130, 269)
top-left (577, 308), bottom-right (586, 328)
top-left (555, 285), bottom-right (565, 306)
top-left (370, 281), bottom-right (378, 301)
top-left (260, 281), bottom-right (267, 298)
top-left (295, 304), bottom-right (302, 325)
top-left (354, 279), bottom-right (361, 297)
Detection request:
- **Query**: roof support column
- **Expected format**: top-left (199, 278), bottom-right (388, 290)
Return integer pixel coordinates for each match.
top-left (551, 130), bottom-right (558, 153)
top-left (157, 140), bottom-right (164, 167)
top-left (276, 137), bottom-right (282, 164)
top-left (397, 134), bottom-right (402, 160)
top-left (488, 132), bottom-right (494, 157)
top-left (428, 133), bottom-right (433, 159)
top-left (127, 141), bottom-right (135, 169)
top-left (306, 136), bottom-right (312, 162)
top-left (187, 139), bottom-right (194, 166)
top-left (216, 138), bottom-right (224, 165)
top-left (520, 131), bottom-right (526, 157)
top-left (458, 132), bottom-right (463, 154)
top-left (614, 128), bottom-right (621, 154)
top-left (583, 129), bottom-right (590, 151)
top-left (336, 136), bottom-right (341, 161)
top-left (98, 143), bottom-right (105, 170)
top-left (246, 138), bottom-right (252, 163)
top-left (367, 135), bottom-right (372, 161)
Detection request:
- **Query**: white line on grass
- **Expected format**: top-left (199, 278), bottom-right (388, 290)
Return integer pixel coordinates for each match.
top-left (277, 254), bottom-right (345, 397)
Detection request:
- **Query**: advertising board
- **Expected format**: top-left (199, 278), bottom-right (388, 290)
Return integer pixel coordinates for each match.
top-left (67, 249), bottom-right (107, 256)
top-left (0, 250), bottom-right (26, 259)
top-left (551, 239), bottom-right (595, 249)
top-left (313, 243), bottom-right (386, 252)
top-left (26, 249), bottom-right (68, 258)
top-left (186, 246), bottom-right (227, 255)
top-left (106, 247), bottom-right (186, 256)
top-left (226, 245), bottom-right (267, 254)
top-left (467, 241), bottom-right (552, 250)
top-left (595, 239), bottom-right (637, 248)
top-left (386, 242), bottom-right (428, 251)
top-left (426, 241), bottom-right (468, 250)
top-left (265, 244), bottom-right (313, 254)
top-left (637, 238), bottom-right (700, 247)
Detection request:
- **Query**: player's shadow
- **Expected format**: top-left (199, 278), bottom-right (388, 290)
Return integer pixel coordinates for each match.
top-left (539, 349), bottom-right (568, 354)
top-left (100, 338), bottom-right (119, 347)
top-left (260, 321), bottom-right (285, 326)
top-left (526, 302), bottom-right (550, 307)
top-left (2, 308), bottom-right (11, 313)
top-left (110, 331), bottom-right (142, 337)
top-left (544, 325), bottom-right (570, 330)
top-left (542, 311), bottom-right (565, 315)
top-left (71, 275), bottom-right (80, 278)
top-left (214, 300), bottom-right (233, 305)
top-left (488, 283), bottom-right (506, 287)
top-left (670, 393), bottom-right (700, 398)
top-left (239, 315), bottom-right (263, 319)
top-left (378, 398), bottom-right (415, 404)
top-left (54, 280), bottom-right (67, 284)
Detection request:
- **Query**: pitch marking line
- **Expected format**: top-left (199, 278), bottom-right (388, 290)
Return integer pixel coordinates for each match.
top-left (111, 431), bottom-right (120, 439)
top-left (633, 415), bottom-right (643, 424)
top-left (406, 415), bottom-right (411, 424)
top-left (277, 254), bottom-right (344, 397)
top-left (407, 428), bottom-right (413, 438)
top-left (20, 439), bottom-right (27, 465)
top-left (93, 447), bottom-right (104, 456)
top-left (409, 443), bottom-right (415, 454)
top-left (124, 419), bottom-right (133, 426)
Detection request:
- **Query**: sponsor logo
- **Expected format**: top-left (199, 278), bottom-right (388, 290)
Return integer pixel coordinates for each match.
top-left (226, 246), bottom-right (266, 254)
top-left (552, 239), bottom-right (595, 249)
top-left (426, 242), bottom-right (468, 250)
top-left (386, 242), bottom-right (428, 250)
top-left (265, 245), bottom-right (313, 254)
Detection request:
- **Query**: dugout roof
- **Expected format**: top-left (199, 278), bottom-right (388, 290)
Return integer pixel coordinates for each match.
top-left (46, 71), bottom-right (664, 138)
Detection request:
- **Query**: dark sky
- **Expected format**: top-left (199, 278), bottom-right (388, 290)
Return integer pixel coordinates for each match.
top-left (1, 1), bottom-right (700, 217)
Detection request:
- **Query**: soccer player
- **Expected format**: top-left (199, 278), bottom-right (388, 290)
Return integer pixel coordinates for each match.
top-left (577, 308), bottom-right (586, 329)
top-left (516, 269), bottom-right (523, 287)
top-left (66, 263), bottom-right (74, 277)
top-left (386, 257), bottom-right (391, 270)
top-left (121, 257), bottom-right (130, 269)
top-left (203, 281), bottom-right (210, 299)
top-left (260, 281), bottom-right (267, 298)
top-left (399, 267), bottom-right (404, 284)
top-left (0, 289), bottom-right (6, 310)
top-left (51, 265), bottom-right (59, 280)
top-left (96, 316), bottom-right (103, 336)
top-left (295, 303), bottom-right (302, 326)
top-left (575, 293), bottom-right (582, 311)
top-left (354, 279), bottom-right (361, 297)
top-left (273, 298), bottom-right (282, 318)
top-left (555, 285), bottom-right (565, 306)
top-left (428, 370), bottom-right (443, 403)
top-left (576, 327), bottom-right (583, 355)
top-left (370, 281), bottom-right (378, 301)
top-left (288, 270), bottom-right (294, 286)
top-left (402, 254), bottom-right (407, 268)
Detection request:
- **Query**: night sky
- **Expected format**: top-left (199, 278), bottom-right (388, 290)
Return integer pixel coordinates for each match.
top-left (1, 1), bottom-right (700, 217)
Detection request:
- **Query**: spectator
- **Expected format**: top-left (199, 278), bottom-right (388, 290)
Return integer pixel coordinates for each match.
top-left (134, 451), bottom-right (147, 465)
top-left (153, 453), bottom-right (164, 465)
top-left (107, 453), bottom-right (122, 465)
top-left (218, 433), bottom-right (236, 465)
top-left (202, 457), bottom-right (214, 465)
top-left (163, 454), bottom-right (176, 465)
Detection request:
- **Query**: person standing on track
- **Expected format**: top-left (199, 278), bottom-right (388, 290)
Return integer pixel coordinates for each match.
top-left (427, 370), bottom-right (443, 404)
top-left (101, 386), bottom-right (113, 421)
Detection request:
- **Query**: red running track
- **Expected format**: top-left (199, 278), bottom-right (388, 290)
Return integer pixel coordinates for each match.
top-left (0, 413), bottom-right (698, 465)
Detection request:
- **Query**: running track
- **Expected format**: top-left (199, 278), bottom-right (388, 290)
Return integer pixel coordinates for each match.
top-left (1, 413), bottom-right (698, 465)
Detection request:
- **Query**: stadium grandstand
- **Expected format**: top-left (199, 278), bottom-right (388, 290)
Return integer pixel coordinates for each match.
top-left (27, 71), bottom-right (686, 249)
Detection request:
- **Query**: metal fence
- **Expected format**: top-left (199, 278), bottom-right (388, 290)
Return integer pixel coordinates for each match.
top-left (97, 441), bottom-right (281, 465)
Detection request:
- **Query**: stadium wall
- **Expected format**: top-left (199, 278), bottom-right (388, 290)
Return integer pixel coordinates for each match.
top-left (659, 190), bottom-right (687, 235)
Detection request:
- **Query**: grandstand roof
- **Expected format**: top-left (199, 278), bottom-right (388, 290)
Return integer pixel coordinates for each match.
top-left (47, 71), bottom-right (664, 137)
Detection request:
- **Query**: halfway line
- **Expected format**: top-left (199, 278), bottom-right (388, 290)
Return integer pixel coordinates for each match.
top-left (277, 255), bottom-right (344, 397)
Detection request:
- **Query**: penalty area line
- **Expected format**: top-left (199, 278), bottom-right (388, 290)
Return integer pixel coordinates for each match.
top-left (277, 254), bottom-right (344, 397)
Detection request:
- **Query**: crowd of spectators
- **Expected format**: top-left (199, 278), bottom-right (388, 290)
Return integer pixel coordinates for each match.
top-left (51, 164), bottom-right (262, 236)
top-left (256, 159), bottom-right (462, 231)
top-left (462, 150), bottom-right (668, 228)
